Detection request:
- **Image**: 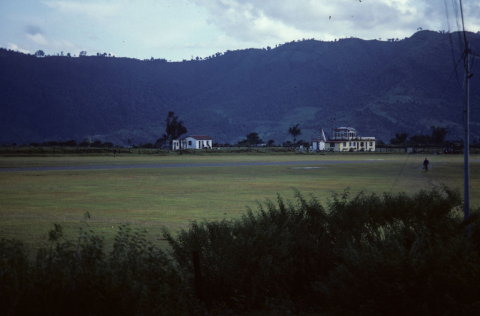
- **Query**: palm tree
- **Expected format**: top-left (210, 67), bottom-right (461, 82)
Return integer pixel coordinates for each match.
top-left (288, 124), bottom-right (302, 146)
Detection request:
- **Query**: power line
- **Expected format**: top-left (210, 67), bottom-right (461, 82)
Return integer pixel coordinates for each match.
top-left (451, 0), bottom-right (466, 51)
top-left (445, 0), bottom-right (464, 54)
top-left (389, 153), bottom-right (410, 194)
top-left (390, 1), bottom-right (469, 194)
top-left (459, 0), bottom-right (469, 52)
top-left (423, 53), bottom-right (466, 129)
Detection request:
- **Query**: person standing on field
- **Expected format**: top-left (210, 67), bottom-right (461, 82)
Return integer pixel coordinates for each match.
top-left (423, 158), bottom-right (430, 171)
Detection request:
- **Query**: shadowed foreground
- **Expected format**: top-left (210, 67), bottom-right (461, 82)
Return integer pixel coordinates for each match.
top-left (1, 188), bottom-right (480, 315)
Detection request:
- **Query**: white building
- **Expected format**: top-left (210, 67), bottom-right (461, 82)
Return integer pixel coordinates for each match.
top-left (172, 135), bottom-right (213, 150)
top-left (312, 129), bottom-right (327, 151)
top-left (324, 127), bottom-right (376, 152)
top-left (312, 139), bottom-right (326, 151)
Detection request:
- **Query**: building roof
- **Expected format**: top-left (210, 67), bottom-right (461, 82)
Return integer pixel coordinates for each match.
top-left (326, 138), bottom-right (375, 143)
top-left (186, 135), bottom-right (212, 140)
top-left (312, 139), bottom-right (325, 142)
top-left (333, 127), bottom-right (356, 131)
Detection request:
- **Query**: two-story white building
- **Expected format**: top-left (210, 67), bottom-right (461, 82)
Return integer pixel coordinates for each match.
top-left (325, 127), bottom-right (376, 152)
top-left (172, 135), bottom-right (213, 150)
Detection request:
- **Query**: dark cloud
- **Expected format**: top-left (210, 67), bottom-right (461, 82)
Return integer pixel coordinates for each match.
top-left (25, 25), bottom-right (45, 36)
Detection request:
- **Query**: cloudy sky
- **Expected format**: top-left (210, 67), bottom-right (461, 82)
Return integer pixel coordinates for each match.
top-left (1, 0), bottom-right (479, 61)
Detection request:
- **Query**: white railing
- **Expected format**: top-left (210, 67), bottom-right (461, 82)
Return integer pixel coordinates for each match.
top-left (328, 136), bottom-right (375, 141)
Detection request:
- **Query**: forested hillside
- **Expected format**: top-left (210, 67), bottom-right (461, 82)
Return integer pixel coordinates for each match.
top-left (1, 30), bottom-right (480, 145)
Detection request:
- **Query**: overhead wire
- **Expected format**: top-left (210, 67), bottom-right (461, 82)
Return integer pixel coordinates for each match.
top-left (423, 53), bottom-right (466, 126)
top-left (421, 0), bottom-right (469, 131)
top-left (389, 0), bottom-right (470, 193)
top-left (451, 0), bottom-right (465, 51)
top-left (445, 0), bottom-right (465, 90)
top-left (459, 0), bottom-right (469, 52)
top-left (389, 153), bottom-right (411, 194)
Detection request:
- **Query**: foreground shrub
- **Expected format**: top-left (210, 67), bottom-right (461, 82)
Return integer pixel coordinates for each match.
top-left (1, 189), bottom-right (480, 315)
top-left (0, 216), bottom-right (192, 316)
top-left (163, 191), bottom-right (333, 310)
top-left (163, 188), bottom-right (480, 314)
top-left (316, 188), bottom-right (480, 315)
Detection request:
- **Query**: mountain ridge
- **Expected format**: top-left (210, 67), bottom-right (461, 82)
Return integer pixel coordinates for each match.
top-left (1, 30), bottom-right (479, 146)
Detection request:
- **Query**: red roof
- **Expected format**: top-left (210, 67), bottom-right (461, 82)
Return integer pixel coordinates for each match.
top-left (187, 135), bottom-right (212, 140)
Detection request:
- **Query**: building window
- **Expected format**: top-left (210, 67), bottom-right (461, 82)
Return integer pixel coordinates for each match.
top-left (330, 143), bottom-right (335, 148)
top-left (343, 142), bottom-right (346, 146)
top-left (188, 141), bottom-right (192, 146)
top-left (361, 142), bottom-right (364, 147)
top-left (370, 142), bottom-right (373, 146)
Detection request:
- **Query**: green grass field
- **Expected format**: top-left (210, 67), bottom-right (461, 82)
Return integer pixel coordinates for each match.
top-left (1, 152), bottom-right (479, 252)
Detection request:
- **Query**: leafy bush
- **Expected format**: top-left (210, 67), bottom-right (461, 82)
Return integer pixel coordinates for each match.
top-left (163, 188), bottom-right (480, 314)
top-left (163, 191), bottom-right (333, 311)
top-left (0, 215), bottom-right (193, 316)
top-left (316, 188), bottom-right (480, 315)
top-left (2, 189), bottom-right (480, 315)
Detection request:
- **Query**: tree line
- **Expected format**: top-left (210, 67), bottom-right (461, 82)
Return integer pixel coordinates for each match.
top-left (390, 126), bottom-right (450, 146)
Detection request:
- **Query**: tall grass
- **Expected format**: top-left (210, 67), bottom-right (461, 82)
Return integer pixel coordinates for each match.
top-left (163, 187), bottom-right (480, 314)
top-left (0, 213), bottom-right (192, 316)
top-left (1, 188), bottom-right (480, 315)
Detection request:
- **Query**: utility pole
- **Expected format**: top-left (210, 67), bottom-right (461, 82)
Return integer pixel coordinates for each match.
top-left (464, 41), bottom-right (471, 236)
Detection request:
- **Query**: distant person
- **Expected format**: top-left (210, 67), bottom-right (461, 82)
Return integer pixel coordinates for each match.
top-left (423, 158), bottom-right (430, 171)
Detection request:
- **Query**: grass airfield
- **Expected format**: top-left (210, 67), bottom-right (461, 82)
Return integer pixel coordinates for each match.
top-left (1, 152), bottom-right (479, 252)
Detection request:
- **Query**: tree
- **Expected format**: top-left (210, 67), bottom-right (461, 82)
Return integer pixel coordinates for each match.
top-left (267, 139), bottom-right (275, 147)
top-left (91, 140), bottom-right (102, 147)
top-left (163, 111), bottom-right (187, 146)
top-left (288, 124), bottom-right (302, 146)
top-left (35, 50), bottom-right (45, 57)
top-left (155, 135), bottom-right (168, 148)
top-left (409, 134), bottom-right (430, 145)
top-left (390, 132), bottom-right (409, 145)
top-left (430, 126), bottom-right (449, 144)
top-left (246, 132), bottom-right (262, 145)
top-left (64, 139), bottom-right (77, 147)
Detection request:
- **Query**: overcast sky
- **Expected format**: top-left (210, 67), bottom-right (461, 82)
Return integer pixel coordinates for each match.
top-left (1, 0), bottom-right (479, 61)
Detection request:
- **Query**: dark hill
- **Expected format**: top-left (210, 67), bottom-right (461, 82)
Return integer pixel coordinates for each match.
top-left (1, 30), bottom-right (480, 145)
